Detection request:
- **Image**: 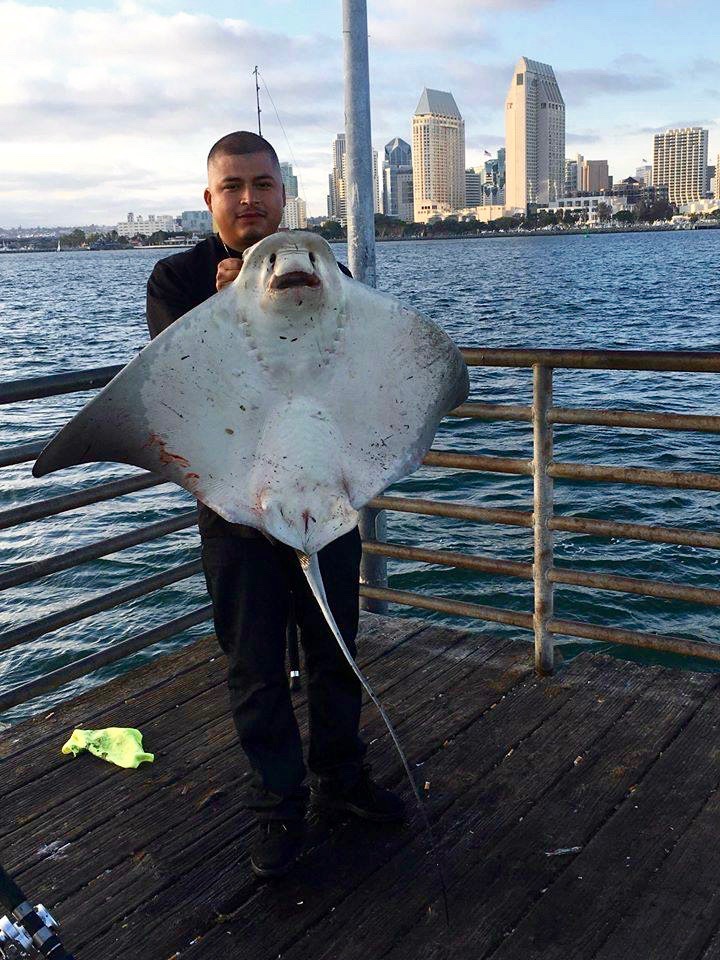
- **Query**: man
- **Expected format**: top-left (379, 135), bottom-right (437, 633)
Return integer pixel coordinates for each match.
top-left (146, 131), bottom-right (404, 880)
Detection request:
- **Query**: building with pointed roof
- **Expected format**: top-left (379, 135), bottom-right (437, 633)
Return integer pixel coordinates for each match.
top-left (505, 57), bottom-right (565, 209)
top-left (412, 88), bottom-right (465, 222)
top-left (382, 137), bottom-right (413, 221)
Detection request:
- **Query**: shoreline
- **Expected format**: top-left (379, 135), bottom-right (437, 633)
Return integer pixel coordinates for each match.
top-left (1, 222), bottom-right (718, 254)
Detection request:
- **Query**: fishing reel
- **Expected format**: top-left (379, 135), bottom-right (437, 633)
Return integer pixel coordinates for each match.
top-left (0, 903), bottom-right (73, 960)
top-left (0, 867), bottom-right (74, 960)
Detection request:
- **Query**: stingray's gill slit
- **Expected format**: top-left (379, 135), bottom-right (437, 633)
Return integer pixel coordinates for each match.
top-left (297, 550), bottom-right (450, 926)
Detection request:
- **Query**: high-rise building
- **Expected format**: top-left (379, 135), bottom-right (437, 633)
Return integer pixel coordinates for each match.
top-left (581, 159), bottom-right (610, 193)
top-left (564, 154), bottom-right (582, 195)
top-left (282, 196), bottom-right (307, 230)
top-left (635, 164), bottom-right (652, 186)
top-left (327, 135), bottom-right (378, 222)
top-left (715, 154), bottom-right (720, 198)
top-left (707, 164), bottom-right (716, 198)
top-left (181, 210), bottom-right (212, 233)
top-left (412, 88), bottom-right (466, 222)
top-left (372, 149), bottom-right (381, 215)
top-left (328, 133), bottom-right (347, 223)
top-left (652, 128), bottom-right (709, 205)
top-left (279, 162), bottom-right (298, 199)
top-left (382, 137), bottom-right (413, 220)
top-left (482, 148), bottom-right (506, 205)
top-left (505, 57), bottom-right (565, 209)
top-left (465, 168), bottom-right (483, 206)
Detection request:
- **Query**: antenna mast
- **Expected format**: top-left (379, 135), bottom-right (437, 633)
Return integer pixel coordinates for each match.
top-left (253, 66), bottom-right (262, 136)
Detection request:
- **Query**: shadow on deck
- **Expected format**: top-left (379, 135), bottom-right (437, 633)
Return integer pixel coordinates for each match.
top-left (2, 614), bottom-right (720, 960)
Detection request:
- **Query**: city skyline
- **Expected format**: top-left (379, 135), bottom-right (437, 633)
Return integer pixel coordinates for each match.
top-left (1, 0), bottom-right (719, 226)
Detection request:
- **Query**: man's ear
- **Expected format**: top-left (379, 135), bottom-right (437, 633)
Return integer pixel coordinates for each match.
top-left (204, 187), bottom-right (213, 213)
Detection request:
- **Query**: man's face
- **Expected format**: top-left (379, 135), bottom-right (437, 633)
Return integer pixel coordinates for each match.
top-left (204, 151), bottom-right (285, 251)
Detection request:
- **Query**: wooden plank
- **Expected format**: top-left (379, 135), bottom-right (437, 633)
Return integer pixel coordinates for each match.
top-left (591, 726), bottom-right (720, 960)
top-left (274, 658), bottom-right (708, 960)
top-left (0, 635), bottom-right (218, 759)
top-left (129, 652), bottom-right (613, 960)
top-left (4, 622), bottom-right (497, 894)
top-left (58, 631), bottom-right (525, 947)
top-left (461, 674), bottom-right (720, 960)
top-left (65, 633), bottom-right (532, 958)
top-left (1, 612), bottom-right (423, 761)
top-left (2, 615), bottom-right (433, 844)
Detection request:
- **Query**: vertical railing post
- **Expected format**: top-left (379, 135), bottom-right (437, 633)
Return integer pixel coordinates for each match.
top-left (342, 0), bottom-right (387, 612)
top-left (532, 364), bottom-right (555, 674)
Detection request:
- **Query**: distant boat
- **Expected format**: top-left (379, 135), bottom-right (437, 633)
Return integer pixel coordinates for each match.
top-left (56, 240), bottom-right (61, 252)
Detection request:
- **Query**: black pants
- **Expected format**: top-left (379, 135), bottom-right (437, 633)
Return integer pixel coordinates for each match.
top-left (201, 528), bottom-right (367, 820)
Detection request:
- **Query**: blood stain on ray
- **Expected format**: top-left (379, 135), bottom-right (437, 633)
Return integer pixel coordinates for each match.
top-left (145, 432), bottom-right (191, 468)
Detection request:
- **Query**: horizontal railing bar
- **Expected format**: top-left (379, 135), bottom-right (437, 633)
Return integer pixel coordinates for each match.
top-left (0, 605), bottom-right (213, 712)
top-left (460, 348), bottom-right (720, 373)
top-left (0, 559), bottom-right (203, 653)
top-left (0, 473), bottom-right (166, 531)
top-left (449, 401), bottom-right (720, 433)
top-left (0, 512), bottom-right (197, 591)
top-left (364, 539), bottom-right (720, 608)
top-left (550, 406), bottom-right (720, 433)
top-left (370, 493), bottom-right (720, 550)
top-left (0, 365), bottom-right (122, 405)
top-left (362, 539), bottom-right (533, 579)
top-left (449, 402), bottom-right (532, 422)
top-left (0, 439), bottom-right (48, 468)
top-left (549, 460), bottom-right (720, 491)
top-left (549, 514), bottom-right (720, 550)
top-left (549, 566), bottom-right (720, 606)
top-left (548, 617), bottom-right (720, 663)
top-left (424, 450), bottom-right (533, 475)
top-left (368, 494), bottom-right (534, 528)
top-left (359, 585), bottom-right (533, 629)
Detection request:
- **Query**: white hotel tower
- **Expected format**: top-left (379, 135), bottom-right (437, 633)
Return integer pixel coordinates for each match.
top-left (412, 88), bottom-right (466, 222)
top-left (505, 57), bottom-right (565, 209)
top-left (652, 128), bottom-right (709, 205)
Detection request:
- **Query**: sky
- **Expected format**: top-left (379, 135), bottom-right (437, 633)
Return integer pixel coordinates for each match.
top-left (1, 0), bottom-right (718, 227)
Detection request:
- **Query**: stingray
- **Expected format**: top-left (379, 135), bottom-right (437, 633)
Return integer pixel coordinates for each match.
top-left (34, 231), bottom-right (468, 908)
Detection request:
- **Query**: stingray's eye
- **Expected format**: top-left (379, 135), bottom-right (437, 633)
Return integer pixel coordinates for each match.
top-left (309, 252), bottom-right (316, 264)
top-left (269, 253), bottom-right (276, 266)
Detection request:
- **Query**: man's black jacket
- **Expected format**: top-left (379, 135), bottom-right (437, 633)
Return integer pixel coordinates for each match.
top-left (146, 233), bottom-right (351, 538)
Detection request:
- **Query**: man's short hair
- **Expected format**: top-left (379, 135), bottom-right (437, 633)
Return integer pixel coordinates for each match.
top-left (207, 131), bottom-right (280, 169)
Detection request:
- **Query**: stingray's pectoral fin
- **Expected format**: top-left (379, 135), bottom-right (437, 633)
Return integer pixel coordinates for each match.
top-left (296, 549), bottom-right (450, 924)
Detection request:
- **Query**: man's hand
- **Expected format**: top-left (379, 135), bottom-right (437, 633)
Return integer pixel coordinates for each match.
top-left (216, 257), bottom-right (243, 292)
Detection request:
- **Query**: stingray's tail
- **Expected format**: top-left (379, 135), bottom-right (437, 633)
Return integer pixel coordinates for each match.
top-left (297, 550), bottom-right (450, 926)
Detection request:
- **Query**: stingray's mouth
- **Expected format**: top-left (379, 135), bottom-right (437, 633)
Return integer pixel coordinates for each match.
top-left (270, 271), bottom-right (321, 290)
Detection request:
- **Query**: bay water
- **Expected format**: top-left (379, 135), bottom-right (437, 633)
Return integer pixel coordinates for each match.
top-left (2, 230), bottom-right (720, 724)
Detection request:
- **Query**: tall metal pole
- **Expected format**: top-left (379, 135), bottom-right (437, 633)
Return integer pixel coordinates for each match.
top-left (253, 66), bottom-right (262, 136)
top-left (342, 0), bottom-right (387, 613)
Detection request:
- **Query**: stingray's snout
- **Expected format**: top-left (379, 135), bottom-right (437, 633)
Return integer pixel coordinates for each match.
top-left (268, 249), bottom-right (321, 291)
top-left (259, 492), bottom-right (357, 554)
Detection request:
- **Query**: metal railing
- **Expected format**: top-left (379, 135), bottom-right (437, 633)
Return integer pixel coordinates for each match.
top-left (2, 348), bottom-right (720, 711)
top-left (364, 348), bottom-right (720, 673)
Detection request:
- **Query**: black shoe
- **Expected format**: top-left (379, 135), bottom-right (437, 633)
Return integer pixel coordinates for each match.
top-left (250, 819), bottom-right (305, 878)
top-left (311, 766), bottom-right (407, 823)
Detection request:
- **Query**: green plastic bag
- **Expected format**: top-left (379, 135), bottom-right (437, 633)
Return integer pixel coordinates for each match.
top-left (61, 727), bottom-right (154, 769)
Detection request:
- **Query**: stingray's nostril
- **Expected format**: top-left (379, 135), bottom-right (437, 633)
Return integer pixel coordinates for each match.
top-left (309, 252), bottom-right (316, 264)
top-left (269, 253), bottom-right (276, 266)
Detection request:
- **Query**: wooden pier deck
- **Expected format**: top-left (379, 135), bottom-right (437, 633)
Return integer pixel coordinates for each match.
top-left (3, 613), bottom-right (720, 960)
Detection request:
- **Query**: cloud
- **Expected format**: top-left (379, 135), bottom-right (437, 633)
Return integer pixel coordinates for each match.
top-left (558, 68), bottom-right (672, 104)
top-left (0, 1), bottom-right (342, 222)
top-left (566, 132), bottom-right (601, 144)
top-left (367, 0), bottom-right (553, 51)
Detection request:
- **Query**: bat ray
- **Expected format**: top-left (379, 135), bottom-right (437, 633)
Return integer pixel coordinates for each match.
top-left (34, 231), bottom-right (468, 907)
